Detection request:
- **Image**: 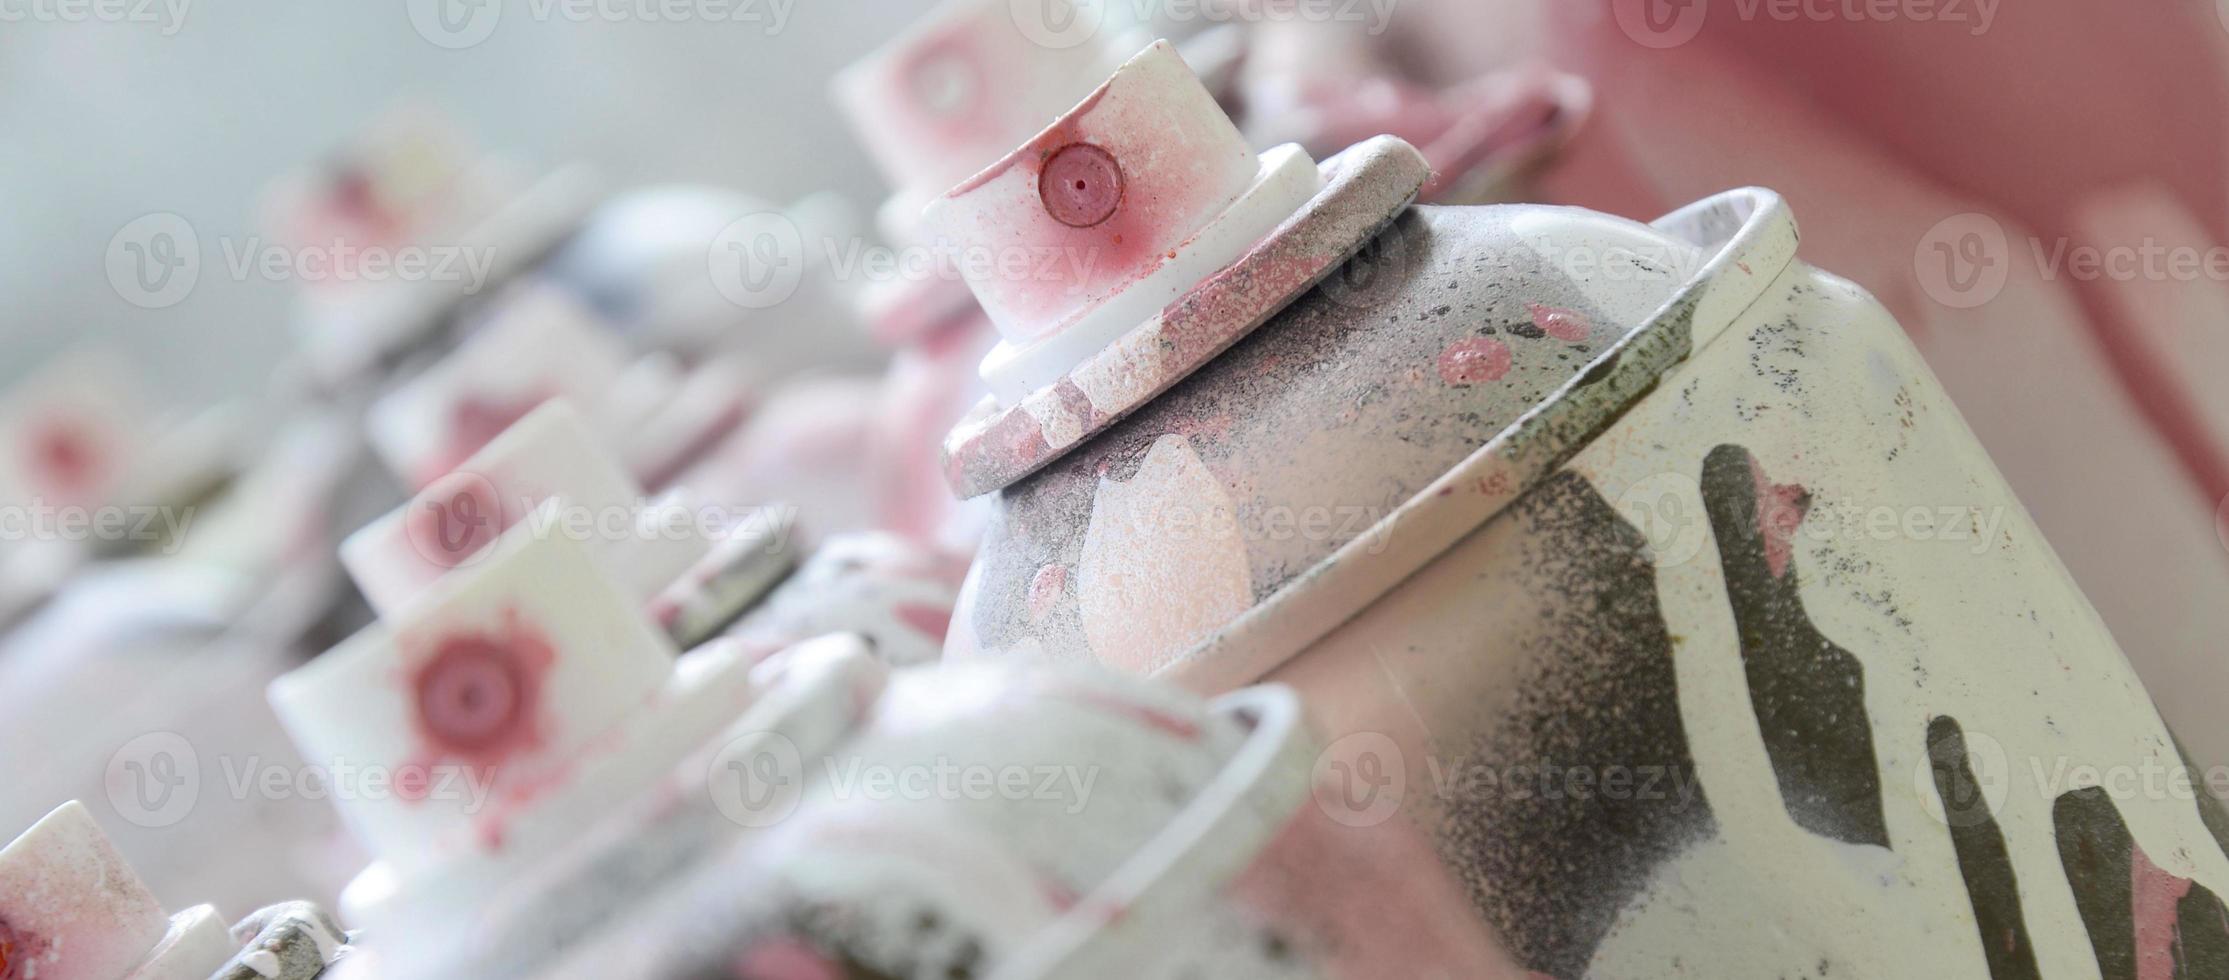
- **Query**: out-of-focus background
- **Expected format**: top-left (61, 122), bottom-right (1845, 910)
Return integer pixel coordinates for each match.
top-left (0, 2), bottom-right (948, 399)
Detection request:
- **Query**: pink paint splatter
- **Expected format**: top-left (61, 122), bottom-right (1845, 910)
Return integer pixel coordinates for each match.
top-left (398, 612), bottom-right (556, 806)
top-left (28, 419), bottom-right (102, 502)
top-left (1749, 458), bottom-right (1812, 580)
top-left (1027, 563), bottom-right (1067, 622)
top-left (1437, 337), bottom-right (1512, 386)
top-left (1526, 302), bottom-right (1593, 342)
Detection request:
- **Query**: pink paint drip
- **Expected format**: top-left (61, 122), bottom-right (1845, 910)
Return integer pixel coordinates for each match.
top-left (2131, 844), bottom-right (2198, 980)
top-left (1437, 337), bottom-right (1513, 386)
top-left (1526, 302), bottom-right (1594, 341)
top-left (1749, 458), bottom-right (1812, 580)
top-left (1027, 563), bottom-right (1067, 623)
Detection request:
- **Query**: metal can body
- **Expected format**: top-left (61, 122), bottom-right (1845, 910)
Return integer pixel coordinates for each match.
top-left (952, 188), bottom-right (2229, 977)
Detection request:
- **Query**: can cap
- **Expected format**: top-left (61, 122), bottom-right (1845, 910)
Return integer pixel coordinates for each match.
top-left (366, 285), bottom-right (631, 490)
top-left (923, 41), bottom-right (1322, 403)
top-left (834, 0), bottom-right (1135, 241)
top-left (274, 505), bottom-right (679, 872)
top-left (835, 0), bottom-right (1143, 349)
top-left (0, 801), bottom-right (206, 980)
top-left (342, 399), bottom-right (710, 619)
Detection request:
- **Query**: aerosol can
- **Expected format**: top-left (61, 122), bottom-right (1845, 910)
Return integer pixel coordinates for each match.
top-left (943, 41), bottom-right (2229, 978)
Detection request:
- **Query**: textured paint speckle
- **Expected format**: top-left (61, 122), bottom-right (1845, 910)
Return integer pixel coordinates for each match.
top-left (1077, 435), bottom-right (1252, 674)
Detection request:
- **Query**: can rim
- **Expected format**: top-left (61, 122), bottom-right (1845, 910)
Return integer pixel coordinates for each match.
top-left (1157, 187), bottom-right (1804, 694)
